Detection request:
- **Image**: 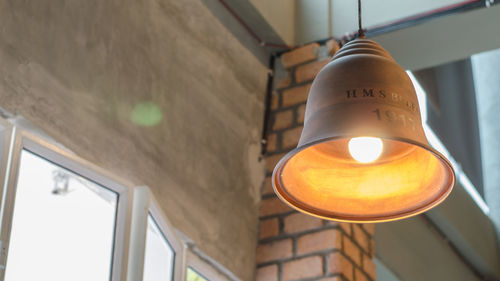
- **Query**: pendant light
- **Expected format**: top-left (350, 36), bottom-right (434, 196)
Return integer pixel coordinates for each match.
top-left (272, 0), bottom-right (455, 223)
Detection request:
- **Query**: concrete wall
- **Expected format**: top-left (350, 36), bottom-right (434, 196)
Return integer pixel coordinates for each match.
top-left (249, 0), bottom-right (295, 45)
top-left (0, 0), bottom-right (268, 280)
top-left (376, 182), bottom-right (500, 281)
top-left (375, 214), bottom-right (483, 281)
top-left (295, 0), bottom-right (330, 45)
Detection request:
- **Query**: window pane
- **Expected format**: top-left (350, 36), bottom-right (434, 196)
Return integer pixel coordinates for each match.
top-left (143, 214), bottom-right (175, 281)
top-left (186, 268), bottom-right (209, 281)
top-left (5, 149), bottom-right (118, 281)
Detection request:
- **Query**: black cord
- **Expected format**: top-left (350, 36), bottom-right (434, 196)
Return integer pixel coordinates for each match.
top-left (358, 0), bottom-right (365, 38)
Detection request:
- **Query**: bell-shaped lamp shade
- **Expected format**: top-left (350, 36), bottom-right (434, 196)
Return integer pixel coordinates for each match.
top-left (272, 39), bottom-right (455, 223)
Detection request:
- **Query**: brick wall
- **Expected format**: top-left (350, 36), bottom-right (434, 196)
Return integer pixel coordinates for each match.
top-left (256, 41), bottom-right (376, 281)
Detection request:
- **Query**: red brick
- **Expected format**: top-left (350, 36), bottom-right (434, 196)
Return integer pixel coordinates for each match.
top-left (265, 153), bottom-right (285, 173)
top-left (271, 92), bottom-right (279, 110)
top-left (343, 236), bottom-right (361, 266)
top-left (297, 229), bottom-right (341, 255)
top-left (263, 177), bottom-right (274, 196)
top-left (340, 223), bottom-right (352, 236)
top-left (281, 43), bottom-right (320, 68)
top-left (283, 256), bottom-right (323, 281)
top-left (277, 73), bottom-right (292, 89)
top-left (260, 218), bottom-right (279, 239)
top-left (272, 110), bottom-right (293, 130)
top-left (296, 104), bottom-right (306, 124)
top-left (282, 84), bottom-right (311, 107)
top-left (361, 223), bottom-right (375, 237)
top-left (282, 127), bottom-right (302, 149)
top-left (295, 59), bottom-right (329, 83)
top-left (256, 265), bottom-right (278, 281)
top-left (266, 133), bottom-right (278, 153)
top-left (326, 39), bottom-right (340, 56)
top-left (284, 212), bottom-right (323, 234)
top-left (363, 254), bottom-right (376, 280)
top-left (260, 197), bottom-right (292, 217)
top-left (353, 225), bottom-right (370, 254)
top-left (355, 268), bottom-right (369, 281)
top-left (256, 239), bottom-right (293, 263)
top-left (329, 252), bottom-right (354, 281)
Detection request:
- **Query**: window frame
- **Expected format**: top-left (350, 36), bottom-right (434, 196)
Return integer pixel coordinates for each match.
top-left (127, 186), bottom-right (185, 281)
top-left (0, 129), bottom-right (134, 281)
top-left (185, 250), bottom-right (230, 281)
top-left (186, 267), bottom-right (210, 281)
top-left (0, 120), bottom-right (233, 281)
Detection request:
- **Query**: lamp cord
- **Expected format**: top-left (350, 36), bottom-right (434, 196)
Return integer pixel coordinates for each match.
top-left (358, 0), bottom-right (365, 38)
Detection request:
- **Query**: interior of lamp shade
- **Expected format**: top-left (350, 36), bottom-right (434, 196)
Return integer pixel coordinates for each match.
top-left (274, 138), bottom-right (455, 222)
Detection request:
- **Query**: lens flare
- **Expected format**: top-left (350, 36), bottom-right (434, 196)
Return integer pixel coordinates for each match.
top-left (348, 137), bottom-right (383, 163)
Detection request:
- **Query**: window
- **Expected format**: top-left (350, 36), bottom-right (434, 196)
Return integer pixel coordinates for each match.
top-left (143, 213), bottom-right (175, 281)
top-left (186, 268), bottom-right (209, 281)
top-left (128, 187), bottom-right (184, 281)
top-left (0, 120), bottom-right (231, 281)
top-left (185, 249), bottom-right (233, 281)
top-left (0, 131), bottom-right (132, 281)
top-left (5, 150), bottom-right (118, 281)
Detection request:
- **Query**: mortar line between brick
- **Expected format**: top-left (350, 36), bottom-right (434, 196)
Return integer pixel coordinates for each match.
top-left (277, 82), bottom-right (313, 94)
top-left (323, 253), bottom-right (329, 277)
top-left (258, 225), bottom-right (343, 243)
top-left (337, 251), bottom-right (375, 281)
top-left (278, 262), bottom-right (283, 281)
top-left (257, 249), bottom-right (341, 268)
top-left (344, 232), bottom-right (372, 257)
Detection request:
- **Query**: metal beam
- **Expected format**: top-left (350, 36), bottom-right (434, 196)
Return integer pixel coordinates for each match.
top-left (372, 4), bottom-right (500, 70)
top-left (201, 0), bottom-right (288, 64)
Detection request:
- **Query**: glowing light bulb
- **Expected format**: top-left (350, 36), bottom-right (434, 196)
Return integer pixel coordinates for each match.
top-left (348, 137), bottom-right (383, 163)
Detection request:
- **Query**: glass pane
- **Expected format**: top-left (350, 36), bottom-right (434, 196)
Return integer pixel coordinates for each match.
top-left (186, 268), bottom-right (209, 281)
top-left (143, 213), bottom-right (175, 281)
top-left (5, 149), bottom-right (118, 281)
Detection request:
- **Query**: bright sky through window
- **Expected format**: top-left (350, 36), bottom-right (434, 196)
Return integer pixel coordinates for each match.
top-left (143, 213), bottom-right (175, 281)
top-left (4, 150), bottom-right (118, 281)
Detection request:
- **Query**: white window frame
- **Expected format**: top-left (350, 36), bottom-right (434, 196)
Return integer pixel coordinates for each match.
top-left (0, 129), bottom-right (134, 281)
top-left (0, 117), bottom-right (236, 281)
top-left (186, 266), bottom-right (211, 281)
top-left (185, 249), bottom-right (234, 281)
top-left (127, 186), bottom-right (185, 281)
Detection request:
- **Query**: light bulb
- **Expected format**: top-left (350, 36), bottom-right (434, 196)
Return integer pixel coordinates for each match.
top-left (348, 137), bottom-right (383, 163)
